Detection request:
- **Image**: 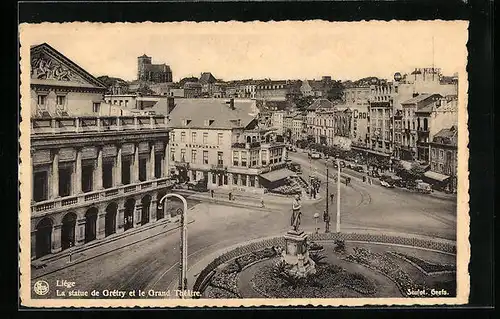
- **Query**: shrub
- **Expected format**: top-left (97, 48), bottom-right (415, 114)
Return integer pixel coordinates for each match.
top-left (309, 252), bottom-right (327, 265)
top-left (334, 239), bottom-right (346, 254)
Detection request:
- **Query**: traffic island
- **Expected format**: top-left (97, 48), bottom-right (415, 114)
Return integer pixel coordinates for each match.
top-left (193, 233), bottom-right (456, 299)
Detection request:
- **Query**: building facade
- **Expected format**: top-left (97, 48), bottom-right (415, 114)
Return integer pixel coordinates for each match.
top-left (30, 44), bottom-right (172, 260)
top-left (427, 126), bottom-right (458, 192)
top-left (255, 80), bottom-right (290, 101)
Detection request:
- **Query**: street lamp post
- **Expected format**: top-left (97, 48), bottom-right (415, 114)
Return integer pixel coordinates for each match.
top-left (158, 193), bottom-right (188, 298)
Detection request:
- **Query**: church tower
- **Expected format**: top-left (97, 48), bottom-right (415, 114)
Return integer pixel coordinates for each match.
top-left (137, 54), bottom-right (152, 81)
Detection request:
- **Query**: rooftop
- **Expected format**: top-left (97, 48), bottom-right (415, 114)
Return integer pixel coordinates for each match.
top-left (151, 98), bottom-right (257, 129)
top-left (307, 98), bottom-right (333, 111)
top-left (401, 93), bottom-right (443, 105)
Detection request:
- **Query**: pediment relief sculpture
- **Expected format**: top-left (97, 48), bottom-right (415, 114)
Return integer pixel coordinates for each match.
top-left (31, 53), bottom-right (86, 84)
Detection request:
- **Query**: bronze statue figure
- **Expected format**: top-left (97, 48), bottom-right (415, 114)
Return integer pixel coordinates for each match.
top-left (290, 195), bottom-right (302, 232)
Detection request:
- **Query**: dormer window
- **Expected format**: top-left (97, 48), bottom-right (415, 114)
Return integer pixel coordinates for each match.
top-left (204, 119), bottom-right (214, 126)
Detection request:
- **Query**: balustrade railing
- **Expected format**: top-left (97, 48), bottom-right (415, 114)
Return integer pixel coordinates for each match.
top-left (31, 177), bottom-right (174, 214)
top-left (31, 115), bottom-right (169, 135)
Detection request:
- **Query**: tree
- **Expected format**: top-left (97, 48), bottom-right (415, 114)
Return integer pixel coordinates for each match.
top-left (326, 80), bottom-right (345, 101)
top-left (409, 163), bottom-right (426, 180)
top-left (137, 84), bottom-right (154, 95)
top-left (292, 95), bottom-right (315, 110)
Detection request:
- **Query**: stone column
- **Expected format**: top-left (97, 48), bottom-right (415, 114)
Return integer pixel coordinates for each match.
top-left (150, 144), bottom-right (156, 179)
top-left (75, 218), bottom-right (86, 246)
top-left (95, 148), bottom-right (103, 190)
top-left (134, 204), bottom-right (142, 227)
top-left (116, 206), bottom-right (125, 233)
top-left (255, 175), bottom-right (260, 188)
top-left (74, 149), bottom-right (82, 194)
top-left (150, 194), bottom-right (157, 223)
top-left (115, 146), bottom-right (122, 186)
top-left (133, 144), bottom-right (139, 183)
top-left (96, 211), bottom-right (106, 240)
top-left (52, 151), bottom-right (59, 198)
top-left (163, 143), bottom-right (168, 177)
top-left (51, 224), bottom-right (62, 254)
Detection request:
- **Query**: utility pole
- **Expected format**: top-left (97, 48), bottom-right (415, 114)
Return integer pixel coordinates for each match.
top-left (325, 162), bottom-right (329, 216)
top-left (336, 157), bottom-right (341, 233)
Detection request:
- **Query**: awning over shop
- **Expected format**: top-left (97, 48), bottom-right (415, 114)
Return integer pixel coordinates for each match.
top-left (424, 171), bottom-right (450, 182)
top-left (260, 168), bottom-right (296, 183)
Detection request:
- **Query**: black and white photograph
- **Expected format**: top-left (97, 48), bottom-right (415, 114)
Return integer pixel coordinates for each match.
top-left (19, 20), bottom-right (469, 307)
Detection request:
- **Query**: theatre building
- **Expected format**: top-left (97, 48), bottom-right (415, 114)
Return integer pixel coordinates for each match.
top-left (30, 43), bottom-right (172, 260)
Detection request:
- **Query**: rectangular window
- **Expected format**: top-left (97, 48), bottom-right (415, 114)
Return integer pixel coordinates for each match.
top-left (155, 153), bottom-right (162, 178)
top-left (139, 157), bottom-right (147, 182)
top-left (102, 161), bottom-right (114, 189)
top-left (241, 151), bottom-right (247, 167)
top-left (181, 149), bottom-right (186, 162)
top-left (261, 150), bottom-right (267, 166)
top-left (59, 166), bottom-right (72, 197)
top-left (171, 132), bottom-right (175, 143)
top-left (241, 175), bottom-right (247, 186)
top-left (191, 150), bottom-right (197, 163)
top-left (37, 95), bottom-right (46, 106)
top-left (170, 149), bottom-right (175, 161)
top-left (56, 95), bottom-right (66, 106)
top-left (181, 132), bottom-right (186, 143)
top-left (203, 132), bottom-right (208, 144)
top-left (217, 152), bottom-right (224, 165)
top-left (217, 133), bottom-right (223, 145)
top-left (233, 151), bottom-right (239, 166)
top-left (203, 151), bottom-right (209, 164)
top-left (212, 173), bottom-right (216, 184)
top-left (191, 132), bottom-right (197, 144)
top-left (233, 174), bottom-right (239, 185)
top-left (122, 158), bottom-right (131, 185)
top-left (33, 171), bottom-right (48, 202)
top-left (92, 103), bottom-right (100, 113)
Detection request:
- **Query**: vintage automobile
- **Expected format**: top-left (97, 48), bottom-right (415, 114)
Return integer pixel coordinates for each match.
top-left (416, 181), bottom-right (432, 194)
top-left (352, 165), bottom-right (365, 173)
top-left (380, 180), bottom-right (395, 188)
top-left (309, 152), bottom-right (321, 159)
top-left (187, 179), bottom-right (208, 192)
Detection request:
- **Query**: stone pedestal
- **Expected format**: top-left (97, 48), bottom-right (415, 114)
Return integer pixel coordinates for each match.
top-left (282, 230), bottom-right (316, 278)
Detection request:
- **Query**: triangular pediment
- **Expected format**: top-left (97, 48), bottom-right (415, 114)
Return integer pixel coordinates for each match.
top-left (30, 43), bottom-right (106, 89)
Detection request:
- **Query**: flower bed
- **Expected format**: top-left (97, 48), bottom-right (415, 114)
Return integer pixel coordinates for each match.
top-left (308, 242), bottom-right (324, 252)
top-left (208, 271), bottom-right (241, 297)
top-left (390, 251), bottom-right (456, 274)
top-left (204, 286), bottom-right (240, 299)
top-left (343, 247), bottom-right (429, 297)
top-left (250, 260), bottom-right (377, 298)
top-left (205, 247), bottom-right (278, 297)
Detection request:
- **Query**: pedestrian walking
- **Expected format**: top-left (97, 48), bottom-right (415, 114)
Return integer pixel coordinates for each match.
top-left (323, 210), bottom-right (331, 233)
top-left (260, 197), bottom-right (265, 208)
top-left (363, 175), bottom-right (366, 183)
top-left (228, 192), bottom-right (232, 201)
top-left (210, 189), bottom-right (214, 198)
top-left (330, 193), bottom-right (334, 203)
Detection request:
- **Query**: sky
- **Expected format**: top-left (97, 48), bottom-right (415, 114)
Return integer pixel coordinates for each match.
top-left (20, 21), bottom-right (468, 82)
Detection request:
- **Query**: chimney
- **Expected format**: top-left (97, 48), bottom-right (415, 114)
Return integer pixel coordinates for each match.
top-left (167, 97), bottom-right (176, 114)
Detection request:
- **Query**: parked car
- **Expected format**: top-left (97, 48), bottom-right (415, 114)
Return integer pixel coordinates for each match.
top-left (187, 179), bottom-right (208, 192)
top-left (309, 152), bottom-right (321, 159)
top-left (416, 181), bottom-right (432, 194)
top-left (352, 165), bottom-right (365, 173)
top-left (380, 180), bottom-right (395, 188)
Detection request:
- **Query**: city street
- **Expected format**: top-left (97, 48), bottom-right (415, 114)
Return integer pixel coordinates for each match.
top-left (32, 152), bottom-right (456, 298)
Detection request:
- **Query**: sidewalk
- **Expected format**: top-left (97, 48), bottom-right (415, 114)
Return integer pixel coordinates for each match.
top-left (31, 215), bottom-right (195, 280)
top-left (173, 188), bottom-right (321, 211)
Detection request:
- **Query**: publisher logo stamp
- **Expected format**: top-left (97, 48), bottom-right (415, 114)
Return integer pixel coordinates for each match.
top-left (33, 280), bottom-right (50, 296)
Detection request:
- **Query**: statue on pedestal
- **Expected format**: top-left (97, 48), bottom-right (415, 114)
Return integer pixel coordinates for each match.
top-left (290, 195), bottom-right (302, 232)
